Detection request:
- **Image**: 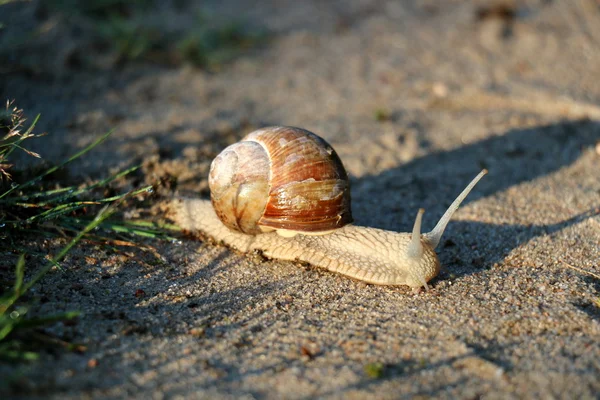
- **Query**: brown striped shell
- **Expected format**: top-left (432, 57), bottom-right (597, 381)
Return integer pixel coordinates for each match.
top-left (208, 126), bottom-right (353, 235)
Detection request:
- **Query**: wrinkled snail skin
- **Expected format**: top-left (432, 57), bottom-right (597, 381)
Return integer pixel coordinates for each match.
top-left (170, 198), bottom-right (439, 286)
top-left (169, 123), bottom-right (487, 289)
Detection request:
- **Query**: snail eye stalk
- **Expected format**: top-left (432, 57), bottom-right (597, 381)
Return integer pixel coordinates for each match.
top-left (425, 169), bottom-right (488, 249)
top-left (407, 208), bottom-right (424, 260)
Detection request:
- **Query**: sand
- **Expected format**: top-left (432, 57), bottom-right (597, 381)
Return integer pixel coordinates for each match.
top-left (1, 0), bottom-right (599, 398)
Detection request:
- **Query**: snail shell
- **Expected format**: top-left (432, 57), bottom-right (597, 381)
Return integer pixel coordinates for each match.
top-left (208, 126), bottom-right (353, 236)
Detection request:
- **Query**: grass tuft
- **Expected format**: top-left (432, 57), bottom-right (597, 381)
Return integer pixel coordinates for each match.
top-left (0, 101), bottom-right (179, 361)
top-left (43, 0), bottom-right (268, 68)
top-left (174, 16), bottom-right (268, 69)
top-left (0, 100), bottom-right (44, 181)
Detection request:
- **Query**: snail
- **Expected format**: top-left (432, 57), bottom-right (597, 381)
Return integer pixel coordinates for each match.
top-left (168, 126), bottom-right (487, 291)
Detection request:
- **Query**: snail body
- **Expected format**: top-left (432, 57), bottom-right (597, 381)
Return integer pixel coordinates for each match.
top-left (170, 126), bottom-right (487, 290)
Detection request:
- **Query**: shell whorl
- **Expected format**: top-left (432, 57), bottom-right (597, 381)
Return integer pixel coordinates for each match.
top-left (209, 140), bottom-right (270, 234)
top-left (208, 126), bottom-right (353, 235)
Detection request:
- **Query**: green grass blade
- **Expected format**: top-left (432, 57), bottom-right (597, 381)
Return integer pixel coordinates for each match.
top-left (22, 113), bottom-right (41, 136)
top-left (98, 185), bottom-right (153, 202)
top-left (0, 129), bottom-right (114, 199)
top-left (25, 201), bottom-right (100, 224)
top-left (0, 340), bottom-right (39, 361)
top-left (0, 256), bottom-right (26, 317)
top-left (0, 186), bottom-right (77, 204)
top-left (124, 220), bottom-right (182, 231)
top-left (13, 311), bottom-right (81, 330)
top-left (0, 322), bottom-right (15, 341)
top-left (24, 184), bottom-right (151, 222)
top-left (0, 347), bottom-right (39, 361)
top-left (0, 114), bottom-right (41, 161)
top-left (13, 254), bottom-right (25, 297)
top-left (33, 164), bottom-right (141, 206)
top-left (0, 310), bottom-right (21, 341)
top-left (101, 222), bottom-right (179, 239)
top-left (0, 186), bottom-right (76, 207)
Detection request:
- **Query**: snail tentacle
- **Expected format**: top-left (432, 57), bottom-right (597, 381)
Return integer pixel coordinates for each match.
top-left (424, 169), bottom-right (488, 249)
top-left (407, 208), bottom-right (425, 259)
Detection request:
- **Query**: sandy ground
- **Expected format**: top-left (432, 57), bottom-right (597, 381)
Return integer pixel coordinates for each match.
top-left (1, 0), bottom-right (600, 398)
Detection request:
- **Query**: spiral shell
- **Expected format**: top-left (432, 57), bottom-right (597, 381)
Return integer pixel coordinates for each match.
top-left (208, 126), bottom-right (353, 235)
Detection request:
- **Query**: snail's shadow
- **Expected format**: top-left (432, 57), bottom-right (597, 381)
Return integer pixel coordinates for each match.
top-left (348, 118), bottom-right (599, 284)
